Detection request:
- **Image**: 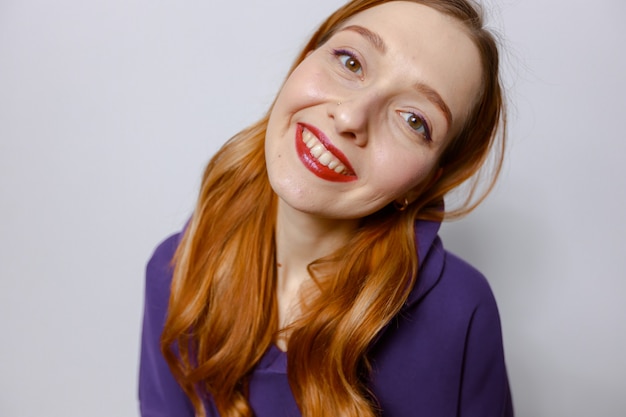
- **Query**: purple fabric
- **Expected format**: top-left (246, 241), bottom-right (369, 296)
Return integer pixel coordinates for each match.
top-left (139, 220), bottom-right (513, 416)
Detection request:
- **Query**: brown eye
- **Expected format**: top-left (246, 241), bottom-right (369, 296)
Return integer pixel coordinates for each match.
top-left (407, 114), bottom-right (423, 130)
top-left (338, 53), bottom-right (363, 74)
top-left (399, 111), bottom-right (432, 142)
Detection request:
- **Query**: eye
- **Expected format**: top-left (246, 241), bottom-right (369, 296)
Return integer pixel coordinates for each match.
top-left (399, 111), bottom-right (432, 142)
top-left (334, 50), bottom-right (363, 75)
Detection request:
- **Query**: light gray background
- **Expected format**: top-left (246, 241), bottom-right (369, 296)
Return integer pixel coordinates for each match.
top-left (1, 0), bottom-right (625, 416)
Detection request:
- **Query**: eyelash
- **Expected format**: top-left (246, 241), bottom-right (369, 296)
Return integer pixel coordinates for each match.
top-left (332, 49), bottom-right (363, 75)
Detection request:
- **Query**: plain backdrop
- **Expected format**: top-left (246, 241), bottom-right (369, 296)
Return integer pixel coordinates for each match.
top-left (1, 0), bottom-right (625, 416)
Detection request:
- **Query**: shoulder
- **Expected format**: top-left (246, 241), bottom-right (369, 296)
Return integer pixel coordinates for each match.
top-left (139, 231), bottom-right (196, 416)
top-left (147, 233), bottom-right (181, 276)
top-left (376, 247), bottom-right (503, 352)
top-left (439, 250), bottom-right (498, 310)
top-left (409, 239), bottom-right (500, 323)
top-left (420, 249), bottom-right (503, 340)
top-left (435, 250), bottom-right (506, 359)
top-left (144, 232), bottom-right (182, 314)
top-left (369, 248), bottom-right (512, 416)
top-left (435, 253), bottom-right (513, 415)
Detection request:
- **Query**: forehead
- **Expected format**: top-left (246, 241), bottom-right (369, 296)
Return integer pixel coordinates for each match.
top-left (338, 1), bottom-right (483, 134)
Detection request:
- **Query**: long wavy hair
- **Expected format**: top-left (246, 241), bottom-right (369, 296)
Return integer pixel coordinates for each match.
top-left (161, 1), bottom-right (506, 416)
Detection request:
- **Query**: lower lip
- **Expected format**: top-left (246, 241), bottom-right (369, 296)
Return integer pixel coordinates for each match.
top-left (295, 125), bottom-right (357, 183)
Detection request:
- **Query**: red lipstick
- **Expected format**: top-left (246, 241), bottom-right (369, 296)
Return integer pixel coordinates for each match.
top-left (295, 123), bottom-right (357, 182)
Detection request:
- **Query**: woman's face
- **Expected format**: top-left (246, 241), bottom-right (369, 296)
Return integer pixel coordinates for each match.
top-left (265, 1), bottom-right (483, 220)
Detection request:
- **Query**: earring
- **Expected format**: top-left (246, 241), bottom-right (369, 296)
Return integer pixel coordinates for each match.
top-left (394, 197), bottom-right (409, 211)
top-left (337, 101), bottom-right (341, 105)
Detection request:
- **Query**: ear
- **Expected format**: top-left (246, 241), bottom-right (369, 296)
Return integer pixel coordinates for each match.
top-left (405, 167), bottom-right (443, 204)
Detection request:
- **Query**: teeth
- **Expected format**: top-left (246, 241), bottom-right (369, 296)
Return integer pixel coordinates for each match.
top-left (301, 128), bottom-right (349, 174)
top-left (303, 129), bottom-right (316, 147)
top-left (310, 144), bottom-right (325, 158)
top-left (317, 152), bottom-right (333, 166)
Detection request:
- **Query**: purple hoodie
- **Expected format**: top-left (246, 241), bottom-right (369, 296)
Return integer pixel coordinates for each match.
top-left (139, 219), bottom-right (513, 416)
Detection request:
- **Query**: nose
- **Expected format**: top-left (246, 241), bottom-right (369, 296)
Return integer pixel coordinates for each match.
top-left (329, 97), bottom-right (372, 146)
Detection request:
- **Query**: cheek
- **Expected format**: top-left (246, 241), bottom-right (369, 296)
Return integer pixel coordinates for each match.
top-left (373, 150), bottom-right (437, 195)
top-left (276, 63), bottom-right (333, 109)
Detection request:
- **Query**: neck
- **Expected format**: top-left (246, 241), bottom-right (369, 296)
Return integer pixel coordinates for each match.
top-left (273, 198), bottom-right (358, 333)
top-left (275, 200), bottom-right (358, 278)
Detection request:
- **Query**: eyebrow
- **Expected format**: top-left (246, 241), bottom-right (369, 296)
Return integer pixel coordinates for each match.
top-left (340, 25), bottom-right (387, 54)
top-left (414, 82), bottom-right (453, 128)
top-left (338, 24), bottom-right (453, 129)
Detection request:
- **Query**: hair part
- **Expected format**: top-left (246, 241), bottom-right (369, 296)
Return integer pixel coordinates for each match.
top-left (161, 1), bottom-right (506, 416)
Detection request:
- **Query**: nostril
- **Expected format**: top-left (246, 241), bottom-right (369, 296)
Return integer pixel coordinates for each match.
top-left (337, 127), bottom-right (357, 140)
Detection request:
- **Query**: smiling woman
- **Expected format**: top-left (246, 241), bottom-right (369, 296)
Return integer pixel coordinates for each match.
top-left (138, 1), bottom-right (511, 417)
top-left (265, 3), bottom-right (483, 220)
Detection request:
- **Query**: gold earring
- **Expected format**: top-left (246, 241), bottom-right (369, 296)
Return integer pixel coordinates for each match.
top-left (394, 197), bottom-right (409, 211)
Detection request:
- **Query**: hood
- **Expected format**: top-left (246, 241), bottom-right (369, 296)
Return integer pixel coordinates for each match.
top-left (403, 219), bottom-right (445, 309)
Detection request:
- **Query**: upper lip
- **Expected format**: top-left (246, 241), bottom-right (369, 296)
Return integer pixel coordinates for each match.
top-left (299, 122), bottom-right (356, 175)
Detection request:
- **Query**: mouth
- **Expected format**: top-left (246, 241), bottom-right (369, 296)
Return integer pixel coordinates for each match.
top-left (295, 123), bottom-right (357, 182)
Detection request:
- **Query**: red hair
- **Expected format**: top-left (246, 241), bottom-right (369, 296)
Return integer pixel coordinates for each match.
top-left (161, 1), bottom-right (506, 416)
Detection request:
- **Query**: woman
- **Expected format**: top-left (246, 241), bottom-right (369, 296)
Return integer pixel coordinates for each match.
top-left (139, 1), bottom-right (513, 416)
